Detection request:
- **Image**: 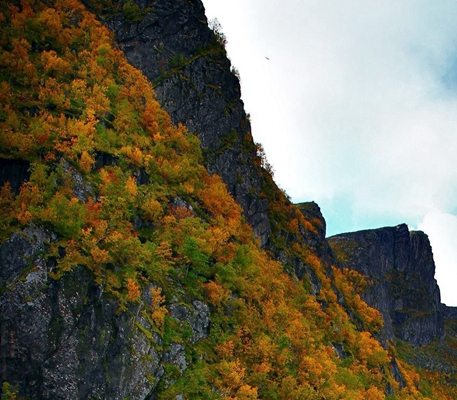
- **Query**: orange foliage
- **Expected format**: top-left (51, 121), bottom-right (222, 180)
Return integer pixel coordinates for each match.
top-left (203, 280), bottom-right (230, 307)
top-left (17, 201), bottom-right (33, 225)
top-left (214, 359), bottom-right (258, 399)
top-left (199, 174), bottom-right (242, 233)
top-left (216, 340), bottom-right (235, 359)
top-left (90, 247), bottom-right (110, 264)
top-left (41, 50), bottom-right (72, 75)
top-left (333, 267), bottom-right (383, 332)
top-left (396, 358), bottom-right (421, 397)
top-left (356, 331), bottom-right (388, 368)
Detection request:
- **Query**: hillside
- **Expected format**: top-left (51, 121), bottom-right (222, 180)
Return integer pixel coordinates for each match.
top-left (0, 0), bottom-right (456, 399)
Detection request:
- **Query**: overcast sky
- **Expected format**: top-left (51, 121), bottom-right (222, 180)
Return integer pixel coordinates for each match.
top-left (201, 0), bottom-right (457, 306)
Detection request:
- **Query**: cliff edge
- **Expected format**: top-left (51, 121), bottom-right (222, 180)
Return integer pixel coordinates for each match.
top-left (329, 224), bottom-right (444, 347)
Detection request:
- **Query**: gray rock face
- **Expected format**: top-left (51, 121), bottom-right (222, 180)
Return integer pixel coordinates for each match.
top-left (0, 227), bottom-right (209, 399)
top-left (328, 224), bottom-right (444, 347)
top-left (442, 305), bottom-right (457, 319)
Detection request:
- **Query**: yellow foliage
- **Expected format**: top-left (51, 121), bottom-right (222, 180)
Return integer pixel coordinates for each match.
top-left (396, 358), bottom-right (421, 397)
top-left (333, 267), bottom-right (383, 332)
top-left (199, 174), bottom-right (242, 232)
top-left (130, 146), bottom-right (144, 166)
top-left (36, 7), bottom-right (63, 34)
top-left (38, 77), bottom-right (66, 106)
top-left (141, 197), bottom-right (163, 221)
top-left (3, 1), bottom-right (449, 398)
top-left (41, 50), bottom-right (72, 75)
top-left (86, 84), bottom-right (110, 116)
top-left (126, 277), bottom-right (141, 302)
top-left (215, 359), bottom-right (246, 394)
top-left (150, 287), bottom-right (167, 331)
top-left (80, 150), bottom-right (94, 172)
top-left (54, 239), bottom-right (87, 278)
top-left (356, 331), bottom-right (388, 368)
top-left (361, 386), bottom-right (385, 400)
top-left (125, 176), bottom-right (138, 197)
top-left (236, 384), bottom-right (258, 400)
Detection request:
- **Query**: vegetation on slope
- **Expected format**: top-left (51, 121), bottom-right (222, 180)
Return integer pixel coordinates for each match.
top-left (0, 0), bottom-right (456, 398)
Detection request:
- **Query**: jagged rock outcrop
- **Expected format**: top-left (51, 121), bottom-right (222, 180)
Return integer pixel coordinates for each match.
top-left (0, 226), bottom-right (209, 398)
top-left (284, 202), bottom-right (335, 294)
top-left (295, 201), bottom-right (335, 263)
top-left (328, 223), bottom-right (444, 347)
top-left (81, 0), bottom-right (273, 247)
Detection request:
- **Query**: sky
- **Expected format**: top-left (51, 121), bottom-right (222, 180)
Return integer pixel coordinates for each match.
top-left (201, 0), bottom-right (457, 306)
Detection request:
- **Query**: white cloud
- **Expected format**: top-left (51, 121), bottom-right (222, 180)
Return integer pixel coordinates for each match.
top-left (202, 0), bottom-right (457, 305)
top-left (418, 212), bottom-right (457, 306)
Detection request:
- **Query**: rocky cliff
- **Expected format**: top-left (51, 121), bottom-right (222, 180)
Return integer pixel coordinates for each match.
top-left (329, 224), bottom-right (444, 347)
top-left (81, 0), bottom-right (339, 290)
top-left (82, 0), bottom-right (273, 247)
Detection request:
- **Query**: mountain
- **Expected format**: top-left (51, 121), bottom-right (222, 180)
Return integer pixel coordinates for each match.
top-left (1, 0), bottom-right (457, 398)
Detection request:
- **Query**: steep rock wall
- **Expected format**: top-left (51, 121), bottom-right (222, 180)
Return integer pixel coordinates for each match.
top-left (0, 226), bottom-right (210, 399)
top-left (328, 224), bottom-right (444, 347)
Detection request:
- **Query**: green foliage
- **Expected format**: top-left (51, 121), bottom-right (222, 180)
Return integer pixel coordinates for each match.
top-left (157, 360), bottom-right (217, 400)
top-left (1, 382), bottom-right (18, 400)
top-left (43, 193), bottom-right (87, 238)
top-left (122, 0), bottom-right (151, 23)
top-left (169, 53), bottom-right (186, 68)
top-left (255, 142), bottom-right (274, 176)
top-left (181, 236), bottom-right (210, 276)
